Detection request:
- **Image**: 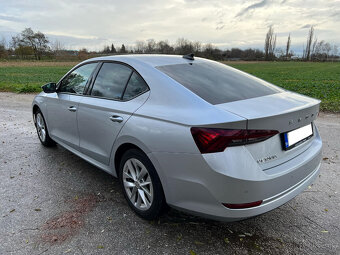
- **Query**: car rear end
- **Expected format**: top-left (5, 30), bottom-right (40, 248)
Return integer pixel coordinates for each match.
top-left (152, 58), bottom-right (322, 221)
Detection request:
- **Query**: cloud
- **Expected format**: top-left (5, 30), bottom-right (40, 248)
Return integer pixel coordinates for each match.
top-left (0, 15), bottom-right (23, 22)
top-left (0, 0), bottom-right (339, 52)
top-left (300, 24), bottom-right (312, 29)
top-left (235, 0), bottom-right (269, 18)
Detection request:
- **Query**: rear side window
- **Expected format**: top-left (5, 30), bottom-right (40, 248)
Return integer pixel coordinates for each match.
top-left (156, 62), bottom-right (282, 104)
top-left (91, 63), bottom-right (132, 100)
top-left (122, 72), bottom-right (149, 100)
top-left (59, 63), bottom-right (97, 94)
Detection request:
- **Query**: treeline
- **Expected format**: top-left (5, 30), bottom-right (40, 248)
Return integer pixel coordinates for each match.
top-left (100, 38), bottom-right (266, 61)
top-left (264, 25), bottom-right (339, 61)
top-left (0, 27), bottom-right (339, 62)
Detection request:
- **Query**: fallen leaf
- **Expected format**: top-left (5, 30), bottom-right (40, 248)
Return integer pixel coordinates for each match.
top-left (224, 237), bottom-right (230, 244)
top-left (324, 208), bottom-right (328, 212)
top-left (254, 242), bottom-right (263, 251)
top-left (189, 250), bottom-right (196, 255)
top-left (238, 234), bottom-right (246, 238)
top-left (322, 157), bottom-right (329, 160)
top-left (97, 245), bottom-right (104, 249)
top-left (277, 238), bottom-right (284, 245)
top-left (25, 240), bottom-right (29, 244)
top-left (177, 233), bottom-right (182, 241)
top-left (10, 209), bottom-right (15, 213)
top-left (74, 195), bottom-right (78, 200)
top-left (34, 208), bottom-right (41, 211)
top-left (321, 230), bottom-right (328, 233)
top-left (240, 238), bottom-right (244, 241)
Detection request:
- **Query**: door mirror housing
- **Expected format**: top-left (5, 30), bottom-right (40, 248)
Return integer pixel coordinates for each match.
top-left (42, 83), bottom-right (57, 93)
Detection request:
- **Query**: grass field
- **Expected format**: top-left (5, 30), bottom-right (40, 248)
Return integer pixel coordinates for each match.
top-left (227, 61), bottom-right (340, 112)
top-left (0, 61), bottom-right (339, 112)
top-left (0, 62), bottom-right (76, 93)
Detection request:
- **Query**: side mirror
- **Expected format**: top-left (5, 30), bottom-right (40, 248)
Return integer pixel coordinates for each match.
top-left (42, 83), bottom-right (57, 93)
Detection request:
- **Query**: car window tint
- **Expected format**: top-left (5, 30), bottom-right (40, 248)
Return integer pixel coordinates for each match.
top-left (59, 63), bottom-right (97, 94)
top-left (91, 63), bottom-right (132, 100)
top-left (122, 72), bottom-right (148, 100)
top-left (156, 62), bottom-right (282, 105)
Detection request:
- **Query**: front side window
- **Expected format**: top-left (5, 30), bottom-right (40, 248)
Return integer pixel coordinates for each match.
top-left (59, 63), bottom-right (97, 94)
top-left (91, 63), bottom-right (132, 100)
top-left (122, 72), bottom-right (149, 100)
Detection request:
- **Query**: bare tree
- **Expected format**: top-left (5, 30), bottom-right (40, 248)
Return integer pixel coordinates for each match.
top-left (135, 40), bottom-right (146, 53)
top-left (305, 25), bottom-right (314, 61)
top-left (175, 38), bottom-right (193, 54)
top-left (285, 34), bottom-right (291, 59)
top-left (264, 25), bottom-right (276, 60)
top-left (331, 45), bottom-right (338, 61)
top-left (0, 36), bottom-right (7, 58)
top-left (146, 39), bottom-right (156, 53)
top-left (311, 38), bottom-right (317, 60)
top-left (157, 40), bottom-right (173, 54)
top-left (324, 42), bottom-right (331, 60)
top-left (192, 41), bottom-right (202, 54)
top-left (51, 39), bottom-right (64, 54)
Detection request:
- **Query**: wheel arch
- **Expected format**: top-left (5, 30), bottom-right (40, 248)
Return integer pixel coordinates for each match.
top-left (33, 104), bottom-right (40, 114)
top-left (32, 104), bottom-right (40, 125)
top-left (114, 143), bottom-right (144, 177)
top-left (111, 137), bottom-right (169, 203)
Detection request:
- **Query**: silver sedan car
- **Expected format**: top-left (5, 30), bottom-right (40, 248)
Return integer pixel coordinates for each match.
top-left (32, 55), bottom-right (322, 221)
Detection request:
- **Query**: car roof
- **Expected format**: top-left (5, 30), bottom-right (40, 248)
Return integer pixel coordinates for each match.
top-left (85, 54), bottom-right (207, 68)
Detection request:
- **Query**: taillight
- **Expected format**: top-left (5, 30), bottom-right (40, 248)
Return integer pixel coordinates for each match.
top-left (190, 127), bottom-right (279, 154)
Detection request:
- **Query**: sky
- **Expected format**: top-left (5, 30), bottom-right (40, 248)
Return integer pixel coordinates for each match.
top-left (0, 0), bottom-right (339, 54)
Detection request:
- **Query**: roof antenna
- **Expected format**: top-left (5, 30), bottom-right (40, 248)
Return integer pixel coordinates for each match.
top-left (183, 53), bottom-right (194, 60)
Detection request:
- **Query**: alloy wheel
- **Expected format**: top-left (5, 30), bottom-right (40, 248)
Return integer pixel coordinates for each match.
top-left (122, 158), bottom-right (154, 211)
top-left (36, 113), bottom-right (46, 142)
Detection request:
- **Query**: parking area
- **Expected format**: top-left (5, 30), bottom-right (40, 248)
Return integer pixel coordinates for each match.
top-left (0, 92), bottom-right (339, 255)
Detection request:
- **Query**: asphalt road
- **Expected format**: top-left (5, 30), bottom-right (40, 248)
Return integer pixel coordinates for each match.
top-left (0, 92), bottom-right (339, 255)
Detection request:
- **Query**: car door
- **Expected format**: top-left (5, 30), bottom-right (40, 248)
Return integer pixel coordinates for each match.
top-left (77, 62), bottom-right (149, 165)
top-left (46, 62), bottom-right (98, 149)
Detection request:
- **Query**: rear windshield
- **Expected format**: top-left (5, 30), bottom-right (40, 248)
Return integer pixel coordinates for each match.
top-left (156, 62), bottom-right (282, 104)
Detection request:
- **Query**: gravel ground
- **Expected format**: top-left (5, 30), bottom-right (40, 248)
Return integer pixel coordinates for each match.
top-left (0, 92), bottom-right (339, 255)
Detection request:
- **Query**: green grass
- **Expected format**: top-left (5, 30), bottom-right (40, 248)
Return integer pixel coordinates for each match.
top-left (0, 63), bottom-right (75, 93)
top-left (0, 61), bottom-right (339, 112)
top-left (226, 62), bottom-right (340, 112)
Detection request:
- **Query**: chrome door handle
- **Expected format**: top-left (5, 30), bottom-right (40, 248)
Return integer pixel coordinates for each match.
top-left (109, 115), bottom-right (123, 123)
top-left (68, 106), bottom-right (77, 112)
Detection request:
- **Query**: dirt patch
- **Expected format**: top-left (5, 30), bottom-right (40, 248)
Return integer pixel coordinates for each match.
top-left (40, 194), bottom-right (97, 244)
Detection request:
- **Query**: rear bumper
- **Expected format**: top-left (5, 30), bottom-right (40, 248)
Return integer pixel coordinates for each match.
top-left (172, 162), bottom-right (320, 221)
top-left (149, 127), bottom-right (322, 221)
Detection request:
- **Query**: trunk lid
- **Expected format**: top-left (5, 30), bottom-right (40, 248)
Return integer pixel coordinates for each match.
top-left (216, 91), bottom-right (321, 170)
top-left (216, 91), bottom-right (320, 133)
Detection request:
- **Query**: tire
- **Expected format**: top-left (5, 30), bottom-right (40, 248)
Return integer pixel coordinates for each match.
top-left (34, 109), bottom-right (56, 147)
top-left (119, 149), bottom-right (167, 220)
